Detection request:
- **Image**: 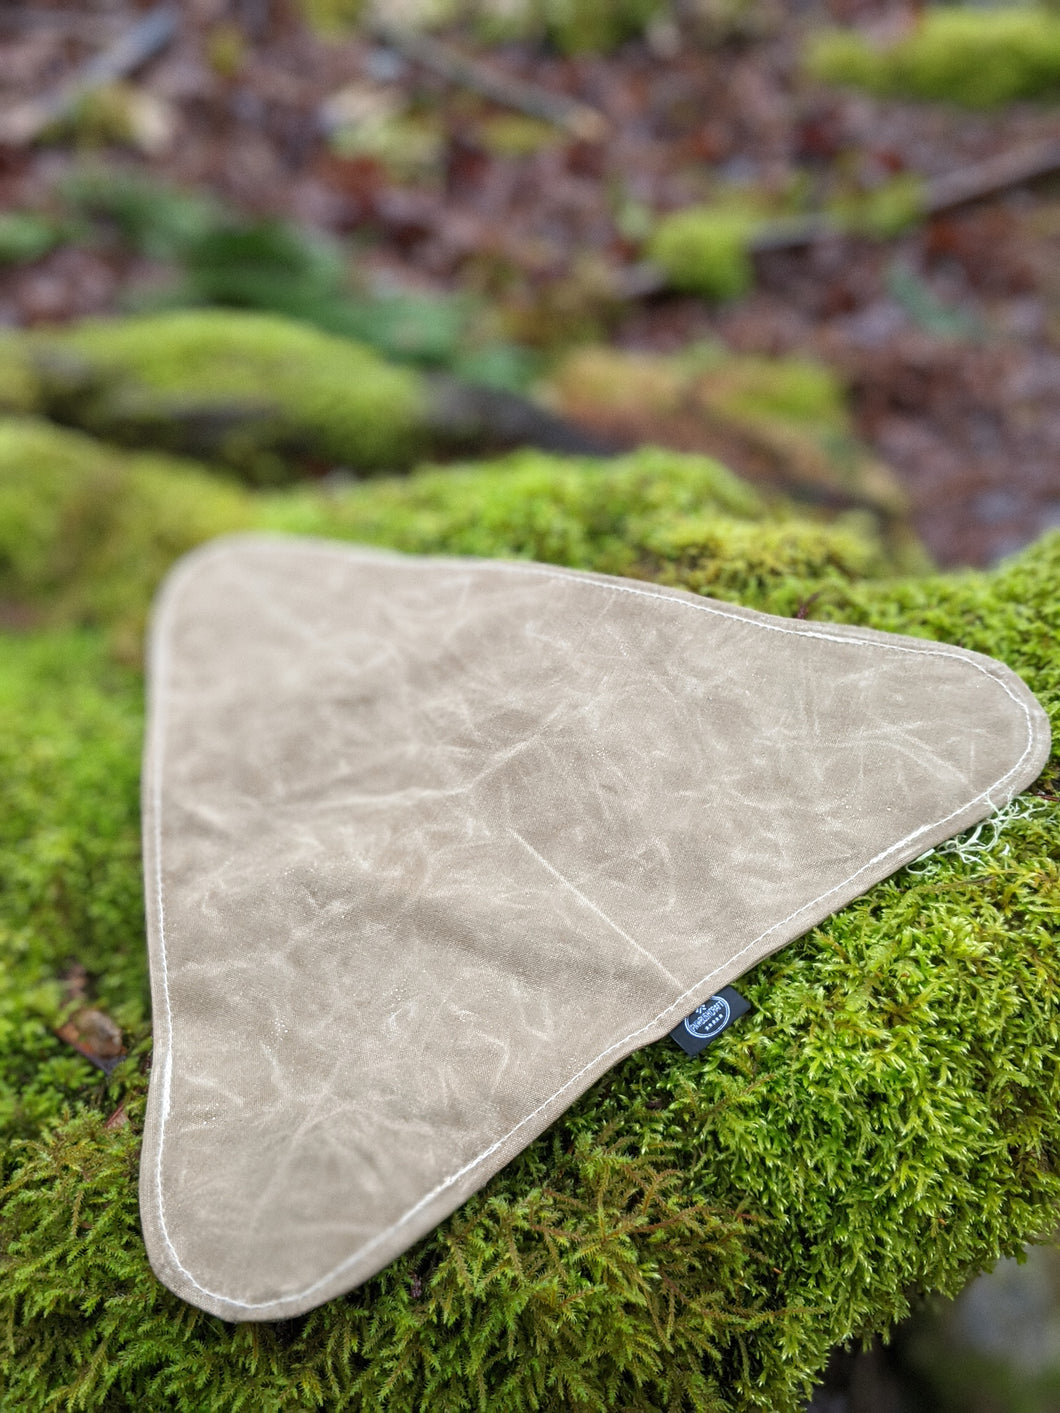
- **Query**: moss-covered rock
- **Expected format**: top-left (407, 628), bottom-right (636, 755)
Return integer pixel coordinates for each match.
top-left (6, 310), bottom-right (427, 483)
top-left (807, 7), bottom-right (1060, 107)
top-left (0, 310), bottom-right (605, 484)
top-left (1, 424), bottom-right (1058, 1410)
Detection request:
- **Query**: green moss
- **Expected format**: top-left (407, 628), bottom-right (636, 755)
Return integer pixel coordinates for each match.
top-left (548, 347), bottom-right (912, 525)
top-left (0, 334), bottom-right (42, 416)
top-left (470, 0), bottom-right (663, 54)
top-left (636, 512), bottom-right (889, 604)
top-left (296, 0), bottom-right (365, 37)
top-left (0, 427), bottom-right (1058, 1409)
top-left (0, 418), bottom-right (902, 644)
top-left (0, 418), bottom-right (250, 653)
top-left (0, 632), bottom-right (146, 1146)
top-left (26, 310), bottom-right (427, 481)
top-left (646, 208), bottom-right (758, 301)
top-left (807, 7), bottom-right (1060, 107)
top-left (543, 0), bottom-right (663, 55)
top-left (266, 444), bottom-right (901, 594)
top-left (694, 352), bottom-right (847, 425)
top-left (259, 445), bottom-right (776, 572)
top-left (829, 174), bottom-right (927, 240)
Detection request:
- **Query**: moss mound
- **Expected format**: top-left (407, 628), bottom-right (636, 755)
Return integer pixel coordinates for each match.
top-left (1, 420), bottom-right (1058, 1410)
top-left (0, 418), bottom-right (250, 657)
top-left (0, 417), bottom-right (902, 650)
top-left (646, 208), bottom-right (759, 302)
top-left (2, 310), bottom-right (427, 483)
top-left (807, 7), bottom-right (1060, 107)
top-left (546, 347), bottom-right (912, 527)
top-left (0, 310), bottom-right (611, 484)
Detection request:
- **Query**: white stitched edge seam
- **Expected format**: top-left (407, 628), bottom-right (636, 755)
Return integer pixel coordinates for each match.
top-left (145, 536), bottom-right (1046, 1314)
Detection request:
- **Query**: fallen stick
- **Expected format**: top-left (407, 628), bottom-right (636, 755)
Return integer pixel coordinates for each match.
top-left (752, 134), bottom-right (1060, 253)
top-left (0, 4), bottom-right (178, 146)
top-left (366, 18), bottom-right (609, 142)
top-left (621, 133), bottom-right (1060, 296)
top-left (921, 134), bottom-right (1060, 215)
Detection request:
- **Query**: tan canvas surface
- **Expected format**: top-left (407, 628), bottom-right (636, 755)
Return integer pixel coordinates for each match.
top-left (139, 535), bottom-right (1051, 1320)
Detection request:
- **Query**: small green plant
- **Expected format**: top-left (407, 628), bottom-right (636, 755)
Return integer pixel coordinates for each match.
top-left (55, 170), bottom-right (535, 388)
top-left (0, 213), bottom-right (66, 266)
top-left (807, 6), bottom-right (1060, 107)
top-left (61, 167), bottom-right (221, 260)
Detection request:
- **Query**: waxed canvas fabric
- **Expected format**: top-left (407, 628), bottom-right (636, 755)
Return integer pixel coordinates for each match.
top-left (139, 535), bottom-right (1051, 1321)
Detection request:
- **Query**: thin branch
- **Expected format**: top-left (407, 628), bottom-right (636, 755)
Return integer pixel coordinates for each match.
top-left (0, 4), bottom-right (179, 146)
top-left (365, 19), bottom-right (609, 142)
top-left (921, 134), bottom-right (1060, 215)
top-left (752, 135), bottom-right (1060, 253)
top-left (623, 134), bottom-right (1060, 295)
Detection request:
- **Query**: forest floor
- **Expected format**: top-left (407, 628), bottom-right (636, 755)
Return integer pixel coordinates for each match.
top-left (2, 1), bottom-right (1060, 567)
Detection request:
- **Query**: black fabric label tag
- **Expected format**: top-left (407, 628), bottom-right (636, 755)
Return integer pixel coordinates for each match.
top-left (669, 986), bottom-right (751, 1055)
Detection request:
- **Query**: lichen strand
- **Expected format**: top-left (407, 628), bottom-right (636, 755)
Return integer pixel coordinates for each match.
top-left (27, 309), bottom-right (427, 480)
top-left (0, 433), bottom-right (1058, 1410)
top-left (807, 7), bottom-right (1060, 107)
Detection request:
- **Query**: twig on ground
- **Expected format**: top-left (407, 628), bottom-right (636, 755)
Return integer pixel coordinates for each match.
top-left (921, 135), bottom-right (1060, 214)
top-left (0, 4), bottom-right (179, 146)
top-left (624, 134), bottom-right (1060, 296)
top-left (753, 135), bottom-right (1060, 253)
top-left (365, 19), bottom-right (609, 142)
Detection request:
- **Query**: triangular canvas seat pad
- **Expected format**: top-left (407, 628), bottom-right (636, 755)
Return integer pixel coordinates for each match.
top-left (140, 535), bottom-right (1050, 1321)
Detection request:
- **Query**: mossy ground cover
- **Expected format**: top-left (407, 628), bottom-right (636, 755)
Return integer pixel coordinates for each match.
top-left (643, 180), bottom-right (927, 305)
top-left (0, 419), bottom-right (1058, 1410)
top-left (807, 6), bottom-right (1060, 108)
top-left (545, 348), bottom-right (912, 524)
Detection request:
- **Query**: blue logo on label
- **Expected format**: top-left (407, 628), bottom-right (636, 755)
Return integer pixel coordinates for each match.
top-left (684, 995), bottom-right (731, 1041)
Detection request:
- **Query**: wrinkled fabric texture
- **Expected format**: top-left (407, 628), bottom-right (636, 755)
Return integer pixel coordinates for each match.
top-left (139, 535), bottom-right (1051, 1321)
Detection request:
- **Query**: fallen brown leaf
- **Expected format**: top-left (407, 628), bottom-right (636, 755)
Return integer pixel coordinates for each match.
top-left (56, 1007), bottom-right (126, 1075)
